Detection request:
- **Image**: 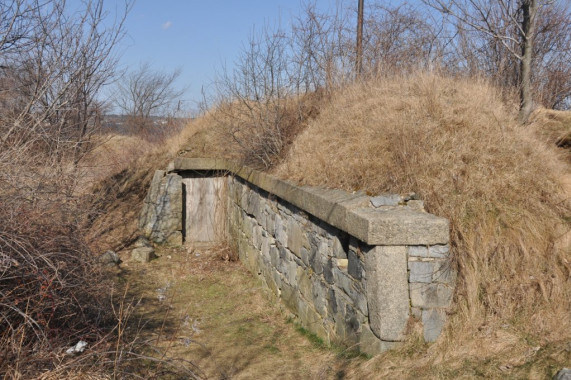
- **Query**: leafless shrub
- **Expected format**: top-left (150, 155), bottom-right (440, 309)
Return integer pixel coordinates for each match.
top-left (211, 25), bottom-right (300, 169)
top-left (533, 2), bottom-right (571, 110)
top-left (0, 193), bottom-right (113, 377)
top-left (207, 1), bottom-right (448, 168)
top-left (0, 0), bottom-right (130, 165)
top-left (0, 0), bottom-right (170, 377)
top-left (208, 2), bottom-right (354, 168)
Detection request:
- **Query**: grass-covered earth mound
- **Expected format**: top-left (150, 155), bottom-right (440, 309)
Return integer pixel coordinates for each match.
top-left (66, 72), bottom-right (570, 379)
top-left (174, 73), bottom-right (570, 378)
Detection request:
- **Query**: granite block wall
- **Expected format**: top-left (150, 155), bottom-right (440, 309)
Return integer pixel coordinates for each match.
top-left (225, 175), bottom-right (454, 354)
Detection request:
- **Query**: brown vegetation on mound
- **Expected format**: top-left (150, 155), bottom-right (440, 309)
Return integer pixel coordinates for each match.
top-left (178, 92), bottom-right (324, 169)
top-left (272, 73), bottom-right (570, 350)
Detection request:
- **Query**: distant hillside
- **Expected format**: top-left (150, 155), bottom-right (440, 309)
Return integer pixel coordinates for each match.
top-left (100, 114), bottom-right (190, 137)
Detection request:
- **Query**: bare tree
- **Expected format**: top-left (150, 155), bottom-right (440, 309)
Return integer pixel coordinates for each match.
top-left (291, 1), bottom-right (353, 93)
top-left (420, 0), bottom-right (571, 122)
top-left (532, 1), bottom-right (571, 109)
top-left (114, 62), bottom-right (186, 136)
top-left (1, 0), bottom-right (130, 167)
top-left (362, 2), bottom-right (443, 76)
top-left (212, 25), bottom-right (296, 168)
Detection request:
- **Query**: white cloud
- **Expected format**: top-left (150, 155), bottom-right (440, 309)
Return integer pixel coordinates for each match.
top-left (162, 21), bottom-right (172, 30)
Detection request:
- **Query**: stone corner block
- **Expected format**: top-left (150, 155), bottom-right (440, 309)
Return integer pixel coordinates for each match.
top-left (347, 207), bottom-right (449, 246)
top-left (364, 246), bottom-right (409, 341)
top-left (359, 325), bottom-right (400, 356)
top-left (139, 171), bottom-right (183, 245)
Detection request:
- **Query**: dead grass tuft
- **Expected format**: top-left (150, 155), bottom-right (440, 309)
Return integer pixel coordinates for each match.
top-left (79, 133), bottom-right (156, 185)
top-left (529, 108), bottom-right (571, 161)
top-left (275, 73), bottom-right (571, 356)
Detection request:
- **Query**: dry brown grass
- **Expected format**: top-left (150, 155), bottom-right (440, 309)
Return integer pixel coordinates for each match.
top-left (79, 134), bottom-right (156, 184)
top-left (273, 73), bottom-right (570, 372)
top-left (174, 113), bottom-right (244, 161)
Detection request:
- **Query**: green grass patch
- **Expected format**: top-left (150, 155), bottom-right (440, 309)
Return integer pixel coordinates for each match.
top-left (294, 324), bottom-right (327, 349)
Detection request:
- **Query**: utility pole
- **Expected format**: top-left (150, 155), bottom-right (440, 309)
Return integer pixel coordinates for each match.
top-left (356, 0), bottom-right (364, 77)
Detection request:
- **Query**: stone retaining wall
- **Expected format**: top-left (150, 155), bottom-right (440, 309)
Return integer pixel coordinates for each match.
top-left (140, 158), bottom-right (456, 355)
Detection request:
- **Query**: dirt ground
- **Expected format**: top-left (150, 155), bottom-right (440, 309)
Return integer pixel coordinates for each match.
top-left (116, 243), bottom-right (365, 380)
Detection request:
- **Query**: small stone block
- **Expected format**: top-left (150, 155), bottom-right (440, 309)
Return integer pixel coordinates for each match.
top-left (410, 283), bottom-right (454, 308)
top-left (131, 247), bottom-right (155, 263)
top-left (300, 247), bottom-right (310, 267)
top-left (331, 236), bottom-right (347, 259)
top-left (554, 368), bottom-right (571, 380)
top-left (408, 245), bottom-right (429, 257)
top-left (99, 250), bottom-right (120, 266)
top-left (288, 219), bottom-right (303, 257)
top-left (337, 259), bottom-right (348, 269)
top-left (422, 308), bottom-right (446, 342)
top-left (133, 236), bottom-right (152, 248)
top-left (323, 259), bottom-right (334, 284)
top-left (347, 250), bottom-right (363, 280)
top-left (275, 215), bottom-right (288, 247)
top-left (408, 261), bottom-right (434, 283)
top-left (327, 288), bottom-right (338, 315)
top-left (428, 245), bottom-right (449, 258)
top-left (370, 194), bottom-right (401, 207)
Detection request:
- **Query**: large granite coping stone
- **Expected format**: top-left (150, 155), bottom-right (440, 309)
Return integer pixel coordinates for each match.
top-left (169, 157), bottom-right (449, 245)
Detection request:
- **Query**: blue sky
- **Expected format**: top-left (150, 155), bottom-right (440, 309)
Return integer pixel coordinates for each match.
top-left (107, 0), bottom-right (341, 112)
